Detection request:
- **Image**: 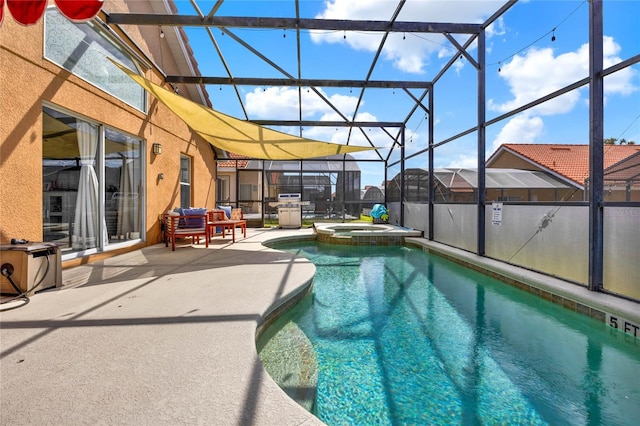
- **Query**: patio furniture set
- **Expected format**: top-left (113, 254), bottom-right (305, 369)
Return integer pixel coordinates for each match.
top-left (162, 207), bottom-right (246, 251)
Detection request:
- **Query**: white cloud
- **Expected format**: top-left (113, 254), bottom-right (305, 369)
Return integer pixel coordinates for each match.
top-left (488, 46), bottom-right (586, 115)
top-left (310, 0), bottom-right (506, 74)
top-left (245, 87), bottom-right (359, 120)
top-left (486, 16), bottom-right (507, 39)
top-left (245, 87), bottom-right (299, 119)
top-left (491, 114), bottom-right (544, 154)
top-left (486, 35), bottom-right (638, 153)
top-left (244, 87), bottom-right (396, 151)
top-left (602, 37), bottom-right (638, 97)
top-left (488, 36), bottom-right (638, 115)
top-left (442, 153), bottom-right (477, 169)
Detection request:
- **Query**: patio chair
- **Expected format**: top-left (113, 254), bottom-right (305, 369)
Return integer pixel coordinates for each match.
top-left (163, 209), bottom-right (209, 251)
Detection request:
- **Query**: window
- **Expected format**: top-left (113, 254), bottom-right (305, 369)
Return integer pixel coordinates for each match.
top-left (180, 155), bottom-right (192, 208)
top-left (217, 175), bottom-right (230, 203)
top-left (42, 106), bottom-right (144, 255)
top-left (104, 128), bottom-right (143, 242)
top-left (44, 8), bottom-right (146, 112)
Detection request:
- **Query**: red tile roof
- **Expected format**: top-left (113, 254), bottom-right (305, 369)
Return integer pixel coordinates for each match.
top-left (489, 144), bottom-right (640, 185)
top-left (217, 152), bottom-right (250, 169)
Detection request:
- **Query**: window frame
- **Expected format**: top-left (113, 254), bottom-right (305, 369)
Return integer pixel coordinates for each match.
top-left (43, 7), bottom-right (148, 113)
top-left (42, 103), bottom-right (146, 259)
top-left (180, 154), bottom-right (192, 208)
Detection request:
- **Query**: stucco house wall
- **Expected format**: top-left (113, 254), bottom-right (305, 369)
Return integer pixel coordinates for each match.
top-left (0, 0), bottom-right (216, 265)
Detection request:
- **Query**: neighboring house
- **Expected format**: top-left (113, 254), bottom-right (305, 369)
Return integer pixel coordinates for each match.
top-left (216, 153), bottom-right (251, 207)
top-left (216, 154), bottom-right (263, 227)
top-left (387, 168), bottom-right (570, 203)
top-left (487, 144), bottom-right (640, 201)
top-left (362, 185), bottom-right (385, 202)
top-left (601, 150), bottom-right (640, 202)
top-left (0, 0), bottom-right (217, 265)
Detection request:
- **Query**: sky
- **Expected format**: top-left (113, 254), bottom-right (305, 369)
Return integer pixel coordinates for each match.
top-left (173, 0), bottom-right (640, 187)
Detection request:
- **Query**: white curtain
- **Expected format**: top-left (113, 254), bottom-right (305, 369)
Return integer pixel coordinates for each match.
top-left (116, 157), bottom-right (139, 236)
top-left (72, 121), bottom-right (105, 250)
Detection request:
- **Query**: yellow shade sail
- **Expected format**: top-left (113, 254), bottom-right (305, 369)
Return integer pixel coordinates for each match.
top-left (113, 62), bottom-right (376, 160)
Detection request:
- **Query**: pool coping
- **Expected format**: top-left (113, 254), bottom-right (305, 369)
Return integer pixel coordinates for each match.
top-left (405, 238), bottom-right (640, 338)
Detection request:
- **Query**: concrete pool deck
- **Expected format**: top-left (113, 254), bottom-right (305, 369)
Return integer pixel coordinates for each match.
top-left (1, 228), bottom-right (322, 425)
top-left (1, 228), bottom-right (638, 425)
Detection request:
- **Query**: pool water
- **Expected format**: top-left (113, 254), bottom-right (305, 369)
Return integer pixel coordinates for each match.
top-left (259, 242), bottom-right (640, 425)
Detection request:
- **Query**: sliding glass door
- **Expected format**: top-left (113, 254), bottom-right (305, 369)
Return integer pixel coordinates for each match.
top-left (42, 106), bottom-right (144, 254)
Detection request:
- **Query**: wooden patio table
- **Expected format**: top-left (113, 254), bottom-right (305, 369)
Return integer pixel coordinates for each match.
top-left (207, 211), bottom-right (247, 243)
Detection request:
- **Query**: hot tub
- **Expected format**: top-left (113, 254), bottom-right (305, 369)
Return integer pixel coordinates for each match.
top-left (313, 223), bottom-right (422, 245)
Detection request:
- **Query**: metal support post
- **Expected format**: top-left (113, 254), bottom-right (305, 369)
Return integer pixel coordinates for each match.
top-left (588, 0), bottom-right (604, 291)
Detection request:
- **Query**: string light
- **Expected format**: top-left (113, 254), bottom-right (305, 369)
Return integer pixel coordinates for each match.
top-left (159, 27), bottom-right (164, 38)
top-left (489, 0), bottom-right (585, 69)
top-left (343, 31), bottom-right (346, 39)
top-left (283, 29), bottom-right (286, 38)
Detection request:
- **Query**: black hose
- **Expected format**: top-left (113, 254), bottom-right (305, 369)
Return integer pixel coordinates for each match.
top-left (0, 273), bottom-right (30, 311)
top-left (0, 253), bottom-right (51, 311)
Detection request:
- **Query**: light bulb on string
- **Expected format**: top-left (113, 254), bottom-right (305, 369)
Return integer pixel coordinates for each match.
top-left (551, 28), bottom-right (556, 42)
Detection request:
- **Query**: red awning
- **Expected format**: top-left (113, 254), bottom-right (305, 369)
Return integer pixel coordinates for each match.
top-left (2, 0), bottom-right (102, 26)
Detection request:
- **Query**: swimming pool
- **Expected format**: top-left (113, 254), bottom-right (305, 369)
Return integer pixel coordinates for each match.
top-left (258, 242), bottom-right (640, 425)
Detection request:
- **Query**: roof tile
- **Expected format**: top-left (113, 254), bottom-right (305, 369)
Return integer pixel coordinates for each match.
top-left (496, 144), bottom-right (640, 185)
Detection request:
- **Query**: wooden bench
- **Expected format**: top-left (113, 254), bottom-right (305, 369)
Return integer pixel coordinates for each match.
top-left (163, 211), bottom-right (209, 251)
